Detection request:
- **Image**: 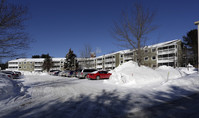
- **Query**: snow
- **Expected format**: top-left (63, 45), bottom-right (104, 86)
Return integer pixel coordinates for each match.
top-left (0, 74), bottom-right (24, 101)
top-left (106, 61), bottom-right (166, 87)
top-left (0, 62), bottom-right (199, 118)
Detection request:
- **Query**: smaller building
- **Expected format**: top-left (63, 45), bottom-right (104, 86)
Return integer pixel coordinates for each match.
top-left (8, 58), bottom-right (65, 72)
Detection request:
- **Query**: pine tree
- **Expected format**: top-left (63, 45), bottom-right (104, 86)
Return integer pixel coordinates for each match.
top-left (64, 49), bottom-right (77, 70)
top-left (42, 54), bottom-right (53, 72)
top-left (183, 29), bottom-right (198, 67)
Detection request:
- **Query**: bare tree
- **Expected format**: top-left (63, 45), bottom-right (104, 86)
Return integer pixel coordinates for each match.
top-left (112, 3), bottom-right (156, 66)
top-left (80, 44), bottom-right (92, 58)
top-left (0, 0), bottom-right (30, 58)
top-left (79, 44), bottom-right (95, 69)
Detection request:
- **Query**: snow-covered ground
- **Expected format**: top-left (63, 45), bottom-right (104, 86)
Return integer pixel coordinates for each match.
top-left (0, 61), bottom-right (199, 118)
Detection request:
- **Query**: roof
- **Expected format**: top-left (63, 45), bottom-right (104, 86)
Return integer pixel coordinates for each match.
top-left (8, 39), bottom-right (181, 62)
top-left (9, 58), bottom-right (65, 62)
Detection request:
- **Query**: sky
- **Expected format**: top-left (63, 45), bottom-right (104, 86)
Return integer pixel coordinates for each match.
top-left (12, 0), bottom-right (199, 59)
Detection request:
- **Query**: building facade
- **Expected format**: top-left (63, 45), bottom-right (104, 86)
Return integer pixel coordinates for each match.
top-left (77, 39), bottom-right (183, 69)
top-left (8, 58), bottom-right (65, 72)
top-left (8, 40), bottom-right (183, 71)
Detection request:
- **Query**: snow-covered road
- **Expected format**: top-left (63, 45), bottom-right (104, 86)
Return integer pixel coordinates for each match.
top-left (0, 72), bottom-right (199, 118)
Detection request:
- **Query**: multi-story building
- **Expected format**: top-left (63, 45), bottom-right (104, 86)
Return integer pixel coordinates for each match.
top-left (77, 39), bottom-right (183, 69)
top-left (8, 40), bottom-right (183, 71)
top-left (8, 58), bottom-right (65, 72)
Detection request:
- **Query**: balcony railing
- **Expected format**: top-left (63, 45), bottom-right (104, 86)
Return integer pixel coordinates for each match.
top-left (96, 60), bottom-right (103, 63)
top-left (124, 56), bottom-right (133, 60)
top-left (158, 48), bottom-right (175, 54)
top-left (158, 56), bottom-right (175, 60)
top-left (104, 64), bottom-right (115, 67)
top-left (104, 58), bottom-right (115, 62)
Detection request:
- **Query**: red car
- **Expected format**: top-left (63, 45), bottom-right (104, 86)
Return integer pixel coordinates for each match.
top-left (87, 70), bottom-right (112, 80)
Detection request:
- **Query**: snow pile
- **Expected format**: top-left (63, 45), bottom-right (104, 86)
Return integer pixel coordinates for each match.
top-left (22, 71), bottom-right (48, 76)
top-left (106, 61), bottom-right (166, 87)
top-left (155, 66), bottom-right (183, 80)
top-left (0, 76), bottom-right (15, 100)
top-left (178, 67), bottom-right (197, 75)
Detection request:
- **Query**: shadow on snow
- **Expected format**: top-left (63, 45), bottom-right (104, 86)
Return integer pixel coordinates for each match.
top-left (1, 85), bottom-right (199, 118)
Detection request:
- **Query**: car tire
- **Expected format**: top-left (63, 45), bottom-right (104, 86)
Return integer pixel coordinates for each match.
top-left (84, 75), bottom-right (87, 79)
top-left (96, 76), bottom-right (100, 80)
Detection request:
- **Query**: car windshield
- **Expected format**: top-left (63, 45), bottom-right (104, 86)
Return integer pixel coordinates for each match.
top-left (84, 69), bottom-right (96, 72)
top-left (91, 71), bottom-right (98, 74)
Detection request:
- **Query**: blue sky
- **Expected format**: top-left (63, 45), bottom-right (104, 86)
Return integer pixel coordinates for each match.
top-left (19, 0), bottom-right (199, 58)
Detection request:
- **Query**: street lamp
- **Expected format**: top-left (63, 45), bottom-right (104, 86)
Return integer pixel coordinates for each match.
top-left (194, 21), bottom-right (199, 73)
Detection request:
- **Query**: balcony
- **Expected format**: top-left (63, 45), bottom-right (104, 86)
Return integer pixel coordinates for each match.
top-left (96, 65), bottom-right (103, 69)
top-left (124, 56), bottom-right (133, 60)
top-left (104, 64), bottom-right (115, 67)
top-left (8, 64), bottom-right (18, 67)
top-left (157, 57), bottom-right (177, 63)
top-left (104, 58), bottom-right (115, 63)
top-left (158, 48), bottom-right (176, 55)
top-left (34, 62), bottom-right (43, 66)
top-left (96, 60), bottom-right (103, 64)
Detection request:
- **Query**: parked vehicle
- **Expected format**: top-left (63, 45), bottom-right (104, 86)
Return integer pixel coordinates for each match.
top-left (75, 69), bottom-right (82, 77)
top-left (53, 71), bottom-right (61, 76)
top-left (49, 70), bottom-right (61, 75)
top-left (1, 70), bottom-right (18, 79)
top-left (76, 69), bottom-right (97, 79)
top-left (87, 70), bottom-right (112, 80)
top-left (58, 70), bottom-right (70, 77)
top-left (67, 70), bottom-right (75, 77)
top-left (0, 72), bottom-right (13, 79)
top-left (59, 70), bottom-right (75, 77)
top-left (13, 71), bottom-right (22, 77)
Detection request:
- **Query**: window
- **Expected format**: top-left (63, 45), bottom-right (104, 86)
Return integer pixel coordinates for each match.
top-left (152, 48), bottom-right (156, 52)
top-left (24, 62), bottom-right (26, 64)
top-left (121, 61), bottom-right (123, 63)
top-left (120, 55), bottom-right (123, 57)
top-left (144, 57), bottom-right (149, 61)
top-left (152, 56), bottom-right (156, 60)
top-left (145, 49), bottom-right (148, 53)
top-left (152, 64), bottom-right (156, 68)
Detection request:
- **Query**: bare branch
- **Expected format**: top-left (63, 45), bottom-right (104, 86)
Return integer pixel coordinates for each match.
top-left (111, 2), bottom-right (156, 66)
top-left (0, 0), bottom-right (30, 59)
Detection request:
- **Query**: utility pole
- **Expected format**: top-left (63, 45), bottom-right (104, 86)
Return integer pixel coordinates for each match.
top-left (194, 21), bottom-right (199, 73)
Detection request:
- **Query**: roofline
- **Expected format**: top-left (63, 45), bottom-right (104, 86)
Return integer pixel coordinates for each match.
top-left (8, 39), bottom-right (181, 62)
top-left (194, 21), bottom-right (199, 25)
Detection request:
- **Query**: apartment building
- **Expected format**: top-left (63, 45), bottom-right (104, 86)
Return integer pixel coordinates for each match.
top-left (8, 58), bottom-right (65, 71)
top-left (77, 39), bottom-right (183, 69)
top-left (8, 40), bottom-right (183, 71)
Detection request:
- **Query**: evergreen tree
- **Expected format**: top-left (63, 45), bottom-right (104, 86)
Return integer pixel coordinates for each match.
top-left (183, 29), bottom-right (198, 67)
top-left (32, 55), bottom-right (41, 58)
top-left (0, 62), bottom-right (8, 70)
top-left (64, 49), bottom-right (77, 70)
top-left (42, 54), bottom-right (53, 72)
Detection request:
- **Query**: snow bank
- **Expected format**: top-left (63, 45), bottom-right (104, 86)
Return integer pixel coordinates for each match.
top-left (22, 71), bottom-right (48, 76)
top-left (178, 67), bottom-right (197, 75)
top-left (155, 66), bottom-right (183, 80)
top-left (0, 76), bottom-right (15, 100)
top-left (106, 61), bottom-right (166, 87)
top-left (155, 66), bottom-right (197, 81)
